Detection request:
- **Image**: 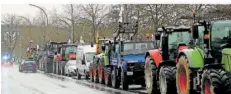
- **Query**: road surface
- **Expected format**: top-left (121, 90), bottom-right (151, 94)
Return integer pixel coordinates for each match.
top-left (1, 65), bottom-right (146, 94)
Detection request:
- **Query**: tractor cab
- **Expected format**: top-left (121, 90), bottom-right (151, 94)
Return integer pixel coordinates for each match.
top-left (210, 20), bottom-right (231, 63)
top-left (63, 44), bottom-right (78, 60)
top-left (155, 26), bottom-right (191, 60)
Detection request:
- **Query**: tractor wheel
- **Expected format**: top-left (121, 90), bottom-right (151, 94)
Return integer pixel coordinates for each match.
top-left (144, 56), bottom-right (159, 94)
top-left (90, 68), bottom-right (94, 82)
top-left (201, 69), bottom-right (229, 94)
top-left (104, 67), bottom-right (111, 86)
top-left (98, 64), bottom-right (104, 84)
top-left (76, 69), bottom-right (81, 80)
top-left (159, 66), bottom-right (177, 94)
top-left (121, 68), bottom-right (129, 90)
top-left (94, 65), bottom-right (99, 83)
top-left (111, 67), bottom-right (120, 89)
top-left (224, 73), bottom-right (231, 94)
top-left (176, 55), bottom-right (191, 94)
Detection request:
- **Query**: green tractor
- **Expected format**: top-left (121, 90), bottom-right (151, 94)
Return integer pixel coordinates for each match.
top-left (176, 20), bottom-right (231, 94)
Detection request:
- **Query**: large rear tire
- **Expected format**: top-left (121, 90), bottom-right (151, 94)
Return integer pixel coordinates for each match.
top-left (144, 56), bottom-right (159, 94)
top-left (93, 64), bottom-right (99, 83)
top-left (159, 66), bottom-right (177, 94)
top-left (104, 67), bottom-right (111, 86)
top-left (98, 64), bottom-right (104, 84)
top-left (176, 55), bottom-right (193, 94)
top-left (201, 69), bottom-right (229, 94)
top-left (90, 68), bottom-right (94, 82)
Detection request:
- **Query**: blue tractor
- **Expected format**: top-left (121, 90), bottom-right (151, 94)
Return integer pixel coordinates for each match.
top-left (92, 21), bottom-right (156, 90)
top-left (109, 40), bottom-right (156, 90)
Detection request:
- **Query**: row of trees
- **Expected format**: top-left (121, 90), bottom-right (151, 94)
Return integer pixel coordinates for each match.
top-left (1, 4), bottom-right (231, 59)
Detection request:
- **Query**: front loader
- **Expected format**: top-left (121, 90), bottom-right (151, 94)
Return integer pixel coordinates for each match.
top-left (144, 26), bottom-right (192, 94)
top-left (176, 20), bottom-right (231, 94)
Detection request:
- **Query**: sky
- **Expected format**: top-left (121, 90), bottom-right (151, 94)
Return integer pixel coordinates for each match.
top-left (1, 4), bottom-right (63, 20)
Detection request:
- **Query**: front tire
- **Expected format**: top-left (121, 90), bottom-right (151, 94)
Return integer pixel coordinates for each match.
top-left (201, 69), bottom-right (229, 94)
top-left (121, 69), bottom-right (129, 90)
top-left (144, 56), bottom-right (159, 94)
top-left (159, 66), bottom-right (177, 94)
top-left (111, 67), bottom-right (120, 89)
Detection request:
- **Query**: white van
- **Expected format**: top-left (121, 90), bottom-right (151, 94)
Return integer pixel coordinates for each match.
top-left (76, 45), bottom-right (96, 80)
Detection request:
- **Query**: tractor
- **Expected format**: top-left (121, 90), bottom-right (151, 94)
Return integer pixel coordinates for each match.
top-left (144, 25), bottom-right (192, 94)
top-left (176, 20), bottom-right (231, 94)
top-left (92, 20), bottom-right (157, 90)
top-left (42, 42), bottom-right (65, 73)
top-left (89, 37), bottom-right (112, 83)
top-left (55, 44), bottom-right (77, 75)
top-left (52, 42), bottom-right (67, 74)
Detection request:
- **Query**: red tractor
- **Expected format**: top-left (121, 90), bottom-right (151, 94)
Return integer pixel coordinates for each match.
top-left (144, 26), bottom-right (191, 94)
top-left (54, 44), bottom-right (77, 75)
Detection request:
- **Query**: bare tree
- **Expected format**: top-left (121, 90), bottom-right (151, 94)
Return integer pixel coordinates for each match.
top-left (1, 14), bottom-right (21, 59)
top-left (80, 4), bottom-right (108, 43)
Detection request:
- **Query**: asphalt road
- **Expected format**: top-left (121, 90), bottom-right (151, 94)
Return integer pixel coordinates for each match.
top-left (1, 65), bottom-right (146, 94)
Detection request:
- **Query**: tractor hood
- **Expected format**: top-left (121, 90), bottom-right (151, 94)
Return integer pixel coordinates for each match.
top-left (123, 54), bottom-right (145, 63)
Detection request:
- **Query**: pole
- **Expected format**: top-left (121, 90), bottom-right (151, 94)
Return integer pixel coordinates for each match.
top-left (70, 4), bottom-right (75, 43)
top-left (29, 4), bottom-right (48, 45)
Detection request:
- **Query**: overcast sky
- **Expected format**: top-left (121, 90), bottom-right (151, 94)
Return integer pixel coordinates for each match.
top-left (1, 4), bottom-right (63, 20)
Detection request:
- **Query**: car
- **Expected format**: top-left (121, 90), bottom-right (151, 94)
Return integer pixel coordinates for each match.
top-left (76, 45), bottom-right (96, 80)
top-left (19, 59), bottom-right (37, 73)
top-left (64, 60), bottom-right (77, 77)
top-left (1, 61), bottom-right (14, 67)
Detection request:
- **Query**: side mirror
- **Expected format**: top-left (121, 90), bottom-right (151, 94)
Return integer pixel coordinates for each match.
top-left (90, 42), bottom-right (93, 47)
top-left (155, 32), bottom-right (161, 40)
top-left (192, 25), bottom-right (199, 39)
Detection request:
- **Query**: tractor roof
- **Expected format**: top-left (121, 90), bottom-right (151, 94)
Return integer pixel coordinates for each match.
top-left (64, 44), bottom-right (78, 47)
top-left (157, 25), bottom-right (191, 33)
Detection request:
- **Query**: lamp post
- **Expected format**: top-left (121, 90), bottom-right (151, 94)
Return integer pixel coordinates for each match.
top-left (29, 4), bottom-right (48, 45)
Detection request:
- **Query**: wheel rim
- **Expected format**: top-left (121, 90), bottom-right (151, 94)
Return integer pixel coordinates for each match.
top-left (94, 66), bottom-right (97, 80)
top-left (179, 65), bottom-right (187, 93)
top-left (160, 69), bottom-right (167, 94)
top-left (111, 69), bottom-right (115, 87)
top-left (105, 71), bottom-right (108, 83)
top-left (204, 79), bottom-right (212, 94)
top-left (98, 65), bottom-right (102, 81)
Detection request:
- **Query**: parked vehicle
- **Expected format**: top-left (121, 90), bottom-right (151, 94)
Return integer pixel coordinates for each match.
top-left (64, 60), bottom-right (77, 77)
top-left (55, 44), bottom-right (77, 75)
top-left (76, 45), bottom-right (96, 80)
top-left (19, 59), bottom-right (37, 73)
top-left (176, 20), bottom-right (231, 94)
top-left (144, 26), bottom-right (191, 94)
top-left (52, 42), bottom-right (67, 74)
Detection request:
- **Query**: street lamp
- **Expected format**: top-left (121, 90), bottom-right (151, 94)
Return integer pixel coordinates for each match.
top-left (29, 4), bottom-right (48, 45)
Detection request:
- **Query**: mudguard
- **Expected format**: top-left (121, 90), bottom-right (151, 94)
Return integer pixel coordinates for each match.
top-left (177, 47), bottom-right (204, 68)
top-left (222, 48), bottom-right (231, 72)
top-left (145, 49), bottom-right (162, 67)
